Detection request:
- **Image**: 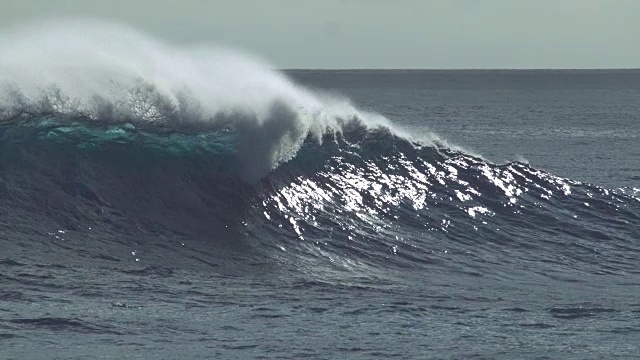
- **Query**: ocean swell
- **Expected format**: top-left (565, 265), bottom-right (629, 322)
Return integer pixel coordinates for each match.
top-left (0, 20), bottom-right (638, 279)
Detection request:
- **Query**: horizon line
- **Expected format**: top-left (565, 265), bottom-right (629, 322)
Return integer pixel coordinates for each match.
top-left (281, 67), bottom-right (640, 71)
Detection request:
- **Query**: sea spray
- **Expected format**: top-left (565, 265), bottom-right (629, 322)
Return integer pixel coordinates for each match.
top-left (0, 18), bottom-right (396, 180)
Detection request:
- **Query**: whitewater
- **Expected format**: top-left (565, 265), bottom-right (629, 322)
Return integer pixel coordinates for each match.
top-left (0, 19), bottom-right (399, 181)
top-left (1, 20), bottom-right (639, 360)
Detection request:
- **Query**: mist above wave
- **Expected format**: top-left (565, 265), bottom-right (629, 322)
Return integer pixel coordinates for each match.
top-left (0, 19), bottom-right (395, 180)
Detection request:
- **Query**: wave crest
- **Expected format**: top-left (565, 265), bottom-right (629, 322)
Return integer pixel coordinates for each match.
top-left (0, 19), bottom-right (395, 180)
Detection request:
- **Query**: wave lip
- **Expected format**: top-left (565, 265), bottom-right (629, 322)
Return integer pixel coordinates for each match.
top-left (0, 19), bottom-right (396, 180)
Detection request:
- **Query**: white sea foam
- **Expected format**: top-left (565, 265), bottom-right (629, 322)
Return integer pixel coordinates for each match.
top-left (0, 18), bottom-right (442, 180)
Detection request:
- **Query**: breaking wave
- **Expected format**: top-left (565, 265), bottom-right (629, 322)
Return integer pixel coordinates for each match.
top-left (0, 20), bottom-right (638, 280)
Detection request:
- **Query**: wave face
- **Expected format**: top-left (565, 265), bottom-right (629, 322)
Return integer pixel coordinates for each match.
top-left (0, 20), bottom-right (638, 281)
top-left (1, 119), bottom-right (638, 279)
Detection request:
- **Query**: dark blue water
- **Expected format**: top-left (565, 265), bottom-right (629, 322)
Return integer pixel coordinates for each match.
top-left (1, 70), bottom-right (639, 359)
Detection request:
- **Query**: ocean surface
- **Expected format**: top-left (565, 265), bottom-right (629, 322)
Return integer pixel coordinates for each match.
top-left (1, 24), bottom-right (639, 360)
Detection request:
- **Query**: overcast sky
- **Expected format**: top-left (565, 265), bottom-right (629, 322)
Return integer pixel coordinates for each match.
top-left (2, 0), bottom-right (638, 69)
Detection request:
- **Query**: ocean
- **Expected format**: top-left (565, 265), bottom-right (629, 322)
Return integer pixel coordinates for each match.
top-left (1, 24), bottom-right (639, 360)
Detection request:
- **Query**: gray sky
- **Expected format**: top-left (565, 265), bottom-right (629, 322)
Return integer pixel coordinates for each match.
top-left (2, 0), bottom-right (639, 69)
